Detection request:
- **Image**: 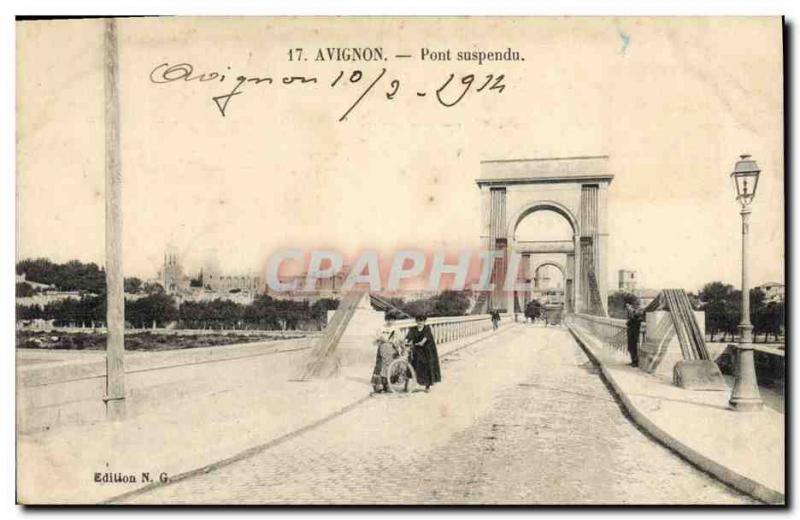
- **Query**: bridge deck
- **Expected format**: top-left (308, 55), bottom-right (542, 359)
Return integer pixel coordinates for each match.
top-left (120, 326), bottom-right (750, 505)
top-left (18, 325), bottom-right (760, 504)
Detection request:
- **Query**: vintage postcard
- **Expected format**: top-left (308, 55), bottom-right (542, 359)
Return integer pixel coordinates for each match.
top-left (15, 16), bottom-right (784, 505)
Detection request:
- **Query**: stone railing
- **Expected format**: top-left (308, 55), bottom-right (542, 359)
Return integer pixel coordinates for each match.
top-left (17, 336), bottom-right (313, 434)
top-left (567, 313), bottom-right (785, 389)
top-left (564, 313), bottom-right (644, 354)
top-left (387, 314), bottom-right (510, 345)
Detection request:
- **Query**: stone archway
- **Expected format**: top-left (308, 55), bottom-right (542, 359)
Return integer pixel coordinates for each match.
top-left (511, 203), bottom-right (576, 310)
top-left (476, 155), bottom-right (613, 316)
top-left (531, 261), bottom-right (567, 308)
top-left (531, 260), bottom-right (566, 277)
top-left (507, 200), bottom-right (579, 239)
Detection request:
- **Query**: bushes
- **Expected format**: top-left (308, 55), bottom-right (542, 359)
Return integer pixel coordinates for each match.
top-left (17, 258), bottom-right (105, 294)
top-left (17, 289), bottom-right (495, 331)
top-left (127, 293), bottom-right (178, 328)
top-left (16, 283), bottom-right (35, 297)
top-left (17, 294), bottom-right (325, 331)
top-left (16, 332), bottom-right (99, 350)
top-left (15, 330), bottom-right (285, 351)
top-left (178, 295), bottom-right (319, 330)
top-left (383, 290), bottom-right (471, 320)
top-left (607, 291), bottom-right (640, 320)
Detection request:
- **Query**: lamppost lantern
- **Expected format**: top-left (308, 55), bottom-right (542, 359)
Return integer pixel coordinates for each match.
top-left (731, 154), bottom-right (761, 207)
top-left (728, 153), bottom-right (764, 412)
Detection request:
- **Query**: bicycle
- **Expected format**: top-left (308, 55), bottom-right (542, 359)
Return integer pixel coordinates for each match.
top-left (385, 340), bottom-right (417, 393)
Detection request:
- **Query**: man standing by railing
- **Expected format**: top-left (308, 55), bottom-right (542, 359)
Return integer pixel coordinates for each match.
top-left (625, 302), bottom-right (644, 367)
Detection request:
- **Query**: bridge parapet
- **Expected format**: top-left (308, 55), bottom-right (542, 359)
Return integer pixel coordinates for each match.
top-left (387, 314), bottom-right (512, 345)
top-left (567, 312), bottom-right (785, 391)
top-left (565, 313), bottom-right (644, 355)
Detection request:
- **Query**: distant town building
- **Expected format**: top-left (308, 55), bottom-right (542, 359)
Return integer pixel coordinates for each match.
top-left (757, 282), bottom-right (785, 303)
top-left (160, 246), bottom-right (190, 294)
top-left (618, 269), bottom-right (637, 291)
top-left (175, 289), bottom-right (259, 306)
top-left (202, 269), bottom-right (262, 293)
top-left (266, 268), bottom-right (349, 297)
top-left (157, 247), bottom-right (264, 303)
top-left (377, 289), bottom-right (440, 301)
top-left (616, 269), bottom-right (655, 307)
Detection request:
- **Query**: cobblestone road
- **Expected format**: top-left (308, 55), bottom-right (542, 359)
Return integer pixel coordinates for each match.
top-left (122, 326), bottom-right (756, 505)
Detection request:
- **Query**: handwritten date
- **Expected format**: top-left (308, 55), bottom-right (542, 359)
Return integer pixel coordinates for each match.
top-left (149, 63), bottom-right (506, 120)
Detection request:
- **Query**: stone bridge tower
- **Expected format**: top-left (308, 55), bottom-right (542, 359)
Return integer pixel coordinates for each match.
top-left (476, 156), bottom-right (613, 316)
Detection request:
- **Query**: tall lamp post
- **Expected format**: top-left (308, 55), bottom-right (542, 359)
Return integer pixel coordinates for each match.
top-left (728, 154), bottom-right (764, 412)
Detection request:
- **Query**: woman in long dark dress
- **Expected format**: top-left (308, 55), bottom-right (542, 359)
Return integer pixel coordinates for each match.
top-left (405, 315), bottom-right (441, 392)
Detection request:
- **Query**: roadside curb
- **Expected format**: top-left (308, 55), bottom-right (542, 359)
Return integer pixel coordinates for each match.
top-left (567, 324), bottom-right (784, 506)
top-left (102, 322), bottom-right (518, 504)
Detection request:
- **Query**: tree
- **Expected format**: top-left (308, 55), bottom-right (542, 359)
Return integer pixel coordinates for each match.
top-left (41, 295), bottom-right (104, 327)
top-left (432, 290), bottom-right (470, 316)
top-left (698, 283), bottom-right (770, 342)
top-left (722, 289), bottom-right (742, 341)
top-left (385, 291), bottom-right (472, 319)
top-left (16, 258), bottom-right (106, 293)
top-left (380, 297), bottom-right (410, 321)
top-left (699, 282), bottom-right (736, 341)
top-left (143, 281), bottom-right (165, 295)
top-left (16, 282), bottom-right (35, 297)
top-left (242, 295), bottom-right (283, 330)
top-left (607, 291), bottom-right (640, 320)
top-left (177, 295), bottom-right (318, 331)
top-left (311, 298), bottom-right (339, 322)
top-left (16, 304), bottom-right (43, 320)
top-left (178, 300), bottom-right (209, 329)
top-left (757, 301), bottom-right (785, 343)
top-left (177, 299), bottom-right (247, 330)
top-left (404, 297), bottom-right (437, 319)
top-left (124, 277), bottom-right (144, 294)
top-left (126, 293), bottom-right (178, 328)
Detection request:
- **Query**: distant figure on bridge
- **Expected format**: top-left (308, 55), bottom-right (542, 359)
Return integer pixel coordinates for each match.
top-left (525, 300), bottom-right (542, 324)
top-left (490, 310), bottom-right (501, 330)
top-left (371, 328), bottom-right (399, 393)
top-left (625, 303), bottom-right (644, 367)
top-left (405, 315), bottom-right (441, 392)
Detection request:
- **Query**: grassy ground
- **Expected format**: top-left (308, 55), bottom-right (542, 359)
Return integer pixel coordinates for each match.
top-left (16, 330), bottom-right (299, 351)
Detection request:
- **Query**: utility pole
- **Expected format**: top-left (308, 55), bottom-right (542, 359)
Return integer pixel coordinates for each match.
top-left (104, 18), bottom-right (126, 419)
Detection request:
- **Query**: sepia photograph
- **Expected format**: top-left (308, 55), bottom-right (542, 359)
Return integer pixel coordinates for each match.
top-left (13, 14), bottom-right (785, 506)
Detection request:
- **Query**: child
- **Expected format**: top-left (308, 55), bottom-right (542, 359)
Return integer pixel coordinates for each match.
top-left (371, 328), bottom-right (398, 393)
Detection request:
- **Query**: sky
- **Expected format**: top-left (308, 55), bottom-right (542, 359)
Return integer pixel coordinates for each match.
top-left (16, 17), bottom-right (784, 293)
